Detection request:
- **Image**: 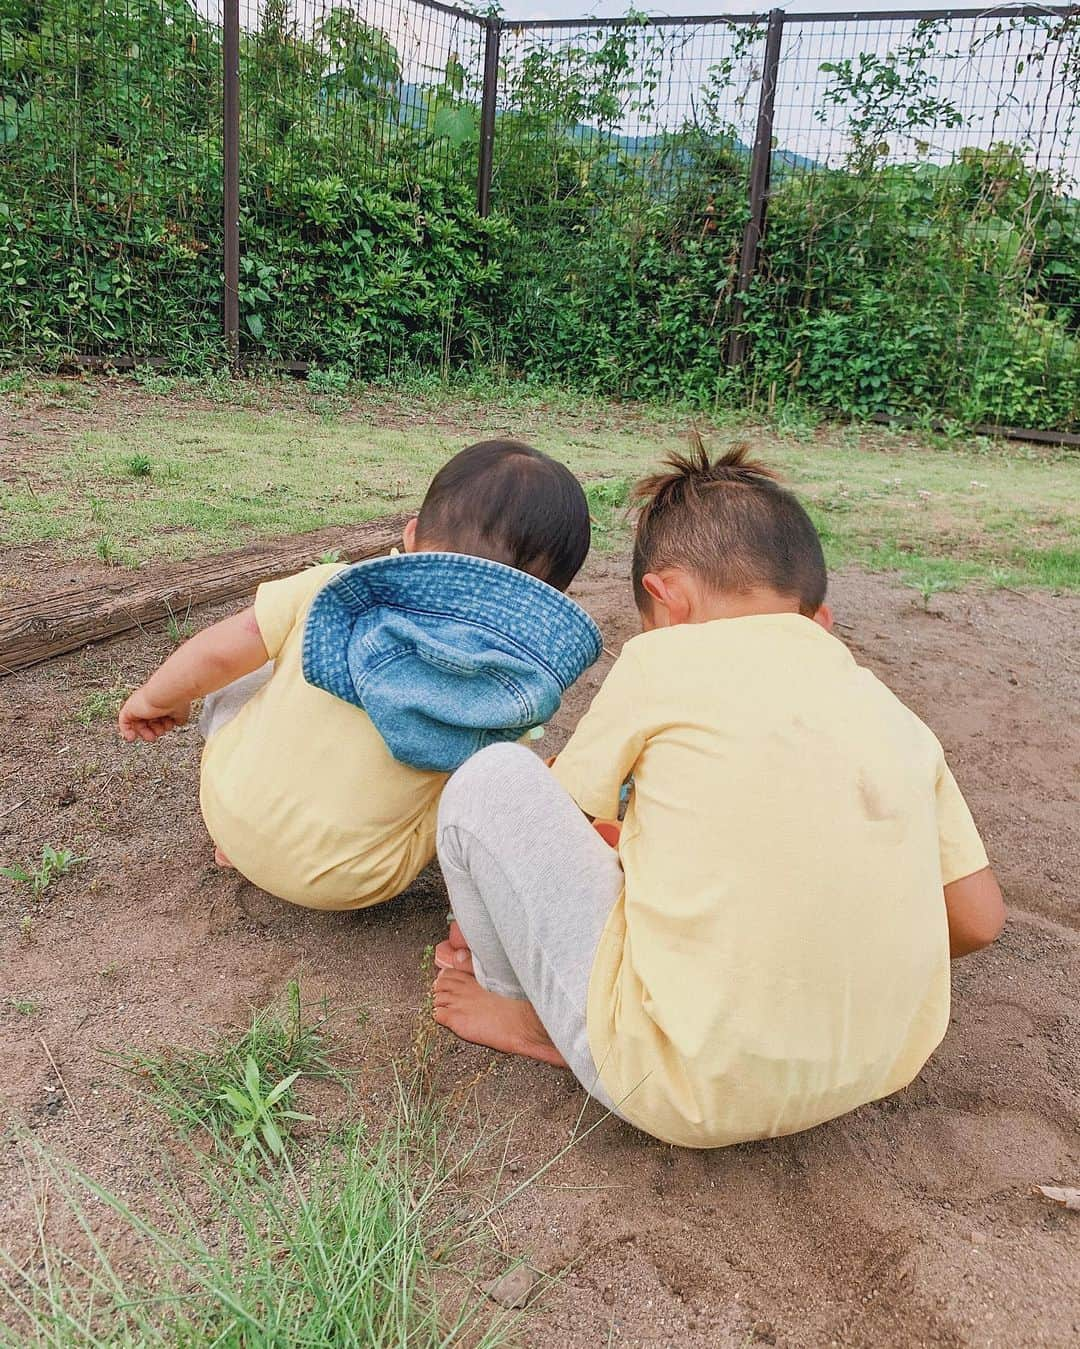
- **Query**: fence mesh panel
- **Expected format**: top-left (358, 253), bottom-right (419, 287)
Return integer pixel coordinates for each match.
top-left (488, 10), bottom-right (1079, 430)
top-left (232, 0), bottom-right (488, 365)
top-left (0, 0), bottom-right (225, 361)
top-left (1, 2), bottom-right (1078, 432)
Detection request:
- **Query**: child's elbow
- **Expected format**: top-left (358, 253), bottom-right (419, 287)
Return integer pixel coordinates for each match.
top-left (945, 867), bottom-right (1006, 958)
top-left (966, 903), bottom-right (1006, 953)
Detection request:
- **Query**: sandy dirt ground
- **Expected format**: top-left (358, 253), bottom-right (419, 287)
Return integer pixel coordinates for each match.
top-left (2, 543), bottom-right (1079, 1347)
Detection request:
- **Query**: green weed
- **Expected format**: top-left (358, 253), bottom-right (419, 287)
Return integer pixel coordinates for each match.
top-left (2, 845), bottom-right (84, 897)
top-left (314, 547), bottom-right (345, 565)
top-left (218, 1054), bottom-right (315, 1158)
top-left (165, 606), bottom-right (195, 643)
top-left (7, 998), bottom-right (39, 1015)
top-left (307, 364), bottom-right (352, 394)
top-left (125, 453), bottom-right (152, 477)
top-left (131, 366), bottom-right (178, 395)
top-left (94, 532), bottom-right (122, 566)
top-left (120, 979), bottom-right (342, 1148)
top-left (75, 685), bottom-right (128, 727)
top-left (914, 574), bottom-right (956, 611)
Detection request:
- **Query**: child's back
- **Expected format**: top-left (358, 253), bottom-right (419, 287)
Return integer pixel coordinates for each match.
top-left (121, 441), bottom-right (602, 911)
top-left (199, 562), bottom-right (442, 908)
top-left (554, 610), bottom-right (983, 1146)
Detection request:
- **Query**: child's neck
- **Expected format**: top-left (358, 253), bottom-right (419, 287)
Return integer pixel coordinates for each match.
top-left (693, 586), bottom-right (804, 624)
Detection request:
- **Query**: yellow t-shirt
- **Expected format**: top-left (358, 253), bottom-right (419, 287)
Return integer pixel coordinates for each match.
top-left (551, 615), bottom-right (988, 1149)
top-left (200, 565), bottom-right (447, 909)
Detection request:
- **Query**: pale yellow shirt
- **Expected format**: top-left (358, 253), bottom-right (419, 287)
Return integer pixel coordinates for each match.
top-left (552, 615), bottom-right (988, 1149)
top-left (200, 565), bottom-right (446, 909)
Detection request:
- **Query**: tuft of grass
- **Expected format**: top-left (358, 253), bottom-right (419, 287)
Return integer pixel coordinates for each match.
top-left (166, 614), bottom-right (195, 644)
top-left (7, 998), bottom-right (40, 1015)
top-left (119, 980), bottom-right (342, 1150)
top-left (314, 547), bottom-right (344, 565)
top-left (94, 532), bottom-right (122, 566)
top-left (584, 476), bottom-right (633, 548)
top-left (1, 1085), bottom-right (526, 1348)
top-left (2, 845), bottom-right (84, 897)
top-left (125, 453), bottom-right (152, 478)
top-left (75, 685), bottom-right (128, 727)
top-left (131, 366), bottom-right (178, 395)
top-left (913, 574), bottom-right (956, 611)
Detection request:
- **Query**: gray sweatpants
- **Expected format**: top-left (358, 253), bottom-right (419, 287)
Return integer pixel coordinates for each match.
top-left (436, 742), bottom-right (623, 1111)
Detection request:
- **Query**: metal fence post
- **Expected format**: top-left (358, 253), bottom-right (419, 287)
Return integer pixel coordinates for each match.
top-left (477, 18), bottom-right (501, 217)
top-left (728, 7), bottom-right (785, 368)
top-left (223, 0), bottom-right (241, 371)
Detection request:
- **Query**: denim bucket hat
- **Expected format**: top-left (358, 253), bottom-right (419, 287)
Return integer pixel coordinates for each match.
top-left (301, 552), bottom-right (602, 773)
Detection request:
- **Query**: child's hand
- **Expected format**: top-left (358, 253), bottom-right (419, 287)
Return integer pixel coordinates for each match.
top-left (118, 688), bottom-right (191, 743)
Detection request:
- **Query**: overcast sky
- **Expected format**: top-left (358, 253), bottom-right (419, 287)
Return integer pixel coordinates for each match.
top-left (502, 0), bottom-right (973, 17)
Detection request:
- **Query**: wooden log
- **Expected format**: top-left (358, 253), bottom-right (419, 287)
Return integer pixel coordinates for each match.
top-left (0, 517), bottom-right (408, 676)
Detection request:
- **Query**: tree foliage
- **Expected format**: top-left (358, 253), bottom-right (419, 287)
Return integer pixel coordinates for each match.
top-left (1, 1), bottom-right (1077, 429)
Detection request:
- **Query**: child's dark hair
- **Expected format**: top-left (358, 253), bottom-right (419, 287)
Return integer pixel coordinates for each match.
top-left (416, 440), bottom-right (590, 592)
top-left (632, 433), bottom-right (826, 616)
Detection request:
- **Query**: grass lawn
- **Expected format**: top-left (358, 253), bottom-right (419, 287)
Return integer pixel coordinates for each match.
top-left (2, 376), bottom-right (1078, 594)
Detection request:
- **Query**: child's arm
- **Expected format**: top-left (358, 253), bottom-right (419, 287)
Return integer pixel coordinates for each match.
top-left (119, 607), bottom-right (268, 743)
top-left (549, 648), bottom-right (647, 823)
top-left (943, 866), bottom-right (1005, 958)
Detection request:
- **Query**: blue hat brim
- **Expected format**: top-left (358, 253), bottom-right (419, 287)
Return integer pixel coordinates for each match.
top-left (302, 552), bottom-right (602, 716)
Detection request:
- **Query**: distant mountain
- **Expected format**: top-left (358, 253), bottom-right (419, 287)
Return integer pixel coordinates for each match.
top-left (385, 81), bottom-right (822, 175)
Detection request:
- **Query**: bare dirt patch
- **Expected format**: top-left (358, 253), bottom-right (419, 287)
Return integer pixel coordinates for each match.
top-left (2, 554), bottom-right (1079, 1347)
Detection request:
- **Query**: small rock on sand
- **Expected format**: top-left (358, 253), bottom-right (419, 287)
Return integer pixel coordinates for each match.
top-left (485, 1264), bottom-right (541, 1309)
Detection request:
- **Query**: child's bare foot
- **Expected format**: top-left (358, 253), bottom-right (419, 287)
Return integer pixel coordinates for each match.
top-left (434, 918), bottom-right (474, 973)
top-left (213, 846), bottom-right (234, 869)
top-left (433, 969), bottom-right (567, 1068)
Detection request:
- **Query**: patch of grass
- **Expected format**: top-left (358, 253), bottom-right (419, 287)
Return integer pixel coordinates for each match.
top-left (584, 476), bottom-right (633, 548)
top-left (125, 453), bottom-right (152, 478)
top-left (2, 1085), bottom-right (524, 1347)
top-left (7, 997), bottom-right (40, 1015)
top-left (75, 685), bottom-right (128, 727)
top-left (313, 546), bottom-right (345, 565)
top-left (2, 845), bottom-right (84, 897)
top-left (307, 364), bottom-right (352, 395)
top-left (131, 366), bottom-right (178, 395)
top-left (913, 574), bottom-right (956, 611)
top-left (93, 531), bottom-right (123, 566)
top-left (4, 384), bottom-right (1077, 590)
top-left (120, 980), bottom-right (342, 1149)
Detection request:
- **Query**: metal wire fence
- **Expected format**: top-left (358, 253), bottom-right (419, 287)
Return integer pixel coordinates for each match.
top-left (1, 1), bottom-right (1078, 435)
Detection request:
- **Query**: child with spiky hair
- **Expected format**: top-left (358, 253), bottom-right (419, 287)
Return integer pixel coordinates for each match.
top-left (432, 435), bottom-right (1004, 1148)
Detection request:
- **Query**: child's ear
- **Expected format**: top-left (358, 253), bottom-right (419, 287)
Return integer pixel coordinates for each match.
top-left (402, 517), bottom-right (419, 553)
top-left (642, 571), bottom-right (692, 627)
top-left (813, 602), bottom-right (835, 633)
